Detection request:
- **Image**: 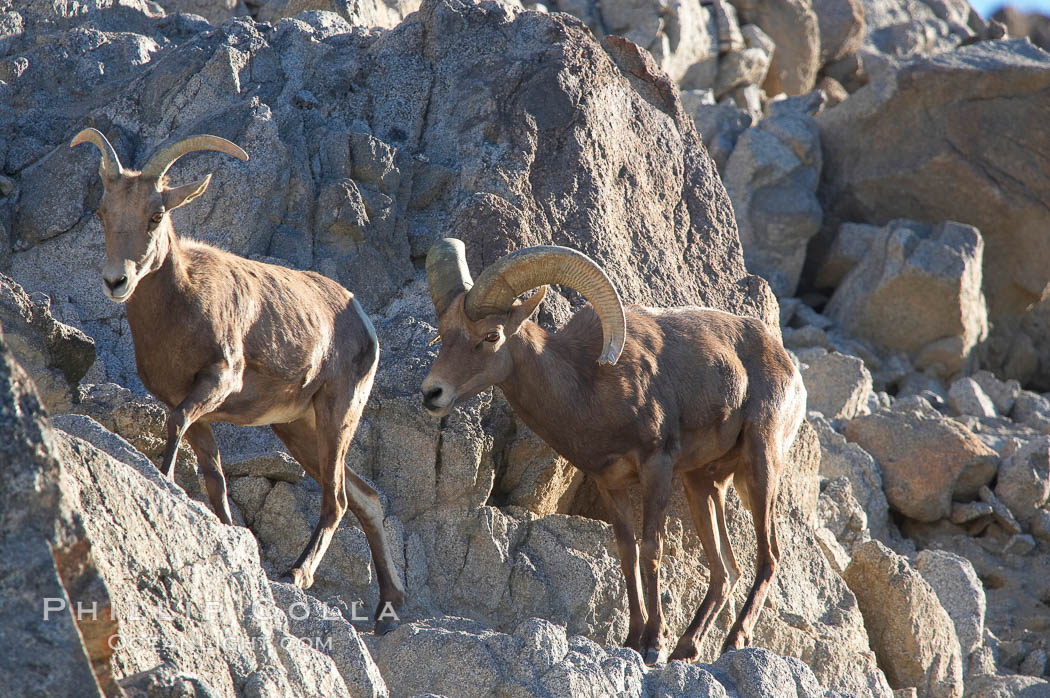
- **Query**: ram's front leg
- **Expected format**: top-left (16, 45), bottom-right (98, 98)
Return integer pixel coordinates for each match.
top-left (160, 359), bottom-right (242, 479)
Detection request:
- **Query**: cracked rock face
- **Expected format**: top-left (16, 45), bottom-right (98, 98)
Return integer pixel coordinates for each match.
top-left (7, 0), bottom-right (771, 395)
top-left (2, 0), bottom-right (896, 695)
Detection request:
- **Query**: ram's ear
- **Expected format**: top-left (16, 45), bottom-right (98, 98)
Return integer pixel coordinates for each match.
top-left (507, 286), bottom-right (547, 335)
top-left (163, 175), bottom-right (212, 210)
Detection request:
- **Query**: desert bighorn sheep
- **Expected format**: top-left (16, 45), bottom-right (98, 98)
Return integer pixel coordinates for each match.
top-left (71, 128), bottom-right (404, 630)
top-left (420, 239), bottom-right (806, 663)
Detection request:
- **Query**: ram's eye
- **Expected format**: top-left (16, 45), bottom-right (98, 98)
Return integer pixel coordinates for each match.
top-left (484, 332), bottom-right (500, 343)
top-left (150, 212), bottom-right (164, 224)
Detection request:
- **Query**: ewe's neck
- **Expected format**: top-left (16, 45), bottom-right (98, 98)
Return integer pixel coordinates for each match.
top-left (125, 224), bottom-right (191, 328)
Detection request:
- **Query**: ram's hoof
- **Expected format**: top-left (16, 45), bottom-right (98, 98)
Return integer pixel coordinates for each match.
top-left (374, 618), bottom-right (399, 636)
top-left (644, 647), bottom-right (665, 666)
top-left (281, 567), bottom-right (313, 589)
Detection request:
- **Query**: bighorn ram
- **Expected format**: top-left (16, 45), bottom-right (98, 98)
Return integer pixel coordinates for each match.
top-left (71, 128), bottom-right (404, 630)
top-left (421, 239), bottom-right (806, 663)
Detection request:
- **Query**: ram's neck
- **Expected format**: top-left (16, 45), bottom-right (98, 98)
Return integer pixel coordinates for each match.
top-left (498, 319), bottom-right (602, 466)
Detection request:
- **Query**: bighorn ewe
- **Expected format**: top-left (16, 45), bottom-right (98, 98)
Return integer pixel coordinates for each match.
top-left (421, 239), bottom-right (806, 663)
top-left (71, 128), bottom-right (404, 630)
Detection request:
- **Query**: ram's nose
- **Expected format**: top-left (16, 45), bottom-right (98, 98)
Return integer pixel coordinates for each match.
top-left (420, 377), bottom-right (453, 416)
top-left (422, 386), bottom-right (444, 409)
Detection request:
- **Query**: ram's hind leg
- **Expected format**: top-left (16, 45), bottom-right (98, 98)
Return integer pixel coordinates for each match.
top-left (638, 453), bottom-right (673, 665)
top-left (597, 484), bottom-right (646, 652)
top-left (722, 429), bottom-right (782, 653)
top-left (184, 422), bottom-right (233, 525)
top-left (670, 470), bottom-right (738, 662)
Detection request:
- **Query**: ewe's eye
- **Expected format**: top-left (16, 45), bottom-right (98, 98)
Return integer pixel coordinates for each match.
top-left (150, 211), bottom-right (164, 224)
top-left (95, 210), bottom-right (103, 220)
top-left (484, 332), bottom-right (500, 343)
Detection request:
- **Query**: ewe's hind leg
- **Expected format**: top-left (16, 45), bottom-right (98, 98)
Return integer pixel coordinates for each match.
top-left (344, 468), bottom-right (405, 634)
top-left (722, 433), bottom-right (782, 653)
top-left (597, 484), bottom-right (647, 652)
top-left (269, 411), bottom-right (347, 591)
top-left (270, 385), bottom-right (405, 634)
top-left (670, 471), bottom-right (737, 662)
top-left (184, 422), bottom-right (233, 525)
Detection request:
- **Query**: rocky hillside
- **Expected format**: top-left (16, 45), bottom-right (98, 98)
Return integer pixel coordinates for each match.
top-left (1, 0), bottom-right (1048, 696)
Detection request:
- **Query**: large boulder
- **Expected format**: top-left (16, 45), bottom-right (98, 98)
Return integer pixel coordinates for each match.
top-left (811, 0), bottom-right (865, 65)
top-left (366, 617), bottom-right (838, 698)
top-left (912, 549), bottom-right (985, 664)
top-left (818, 40), bottom-right (1050, 324)
top-left (857, 0), bottom-right (975, 57)
top-left (823, 219), bottom-right (988, 378)
top-left (843, 541), bottom-right (963, 698)
top-left (844, 405), bottom-right (999, 522)
top-left (995, 436), bottom-right (1050, 524)
top-left (0, 273), bottom-right (95, 412)
top-left (54, 414), bottom-right (363, 698)
top-left (799, 349), bottom-right (873, 421)
top-left (810, 415), bottom-right (896, 545)
top-left (737, 0), bottom-right (821, 96)
top-left (723, 112), bottom-right (823, 296)
top-left (0, 324), bottom-right (365, 696)
top-left (0, 325), bottom-right (119, 697)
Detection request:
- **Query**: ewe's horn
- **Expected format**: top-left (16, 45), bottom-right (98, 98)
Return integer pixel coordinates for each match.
top-left (465, 245), bottom-right (626, 365)
top-left (70, 128), bottom-right (124, 179)
top-left (141, 135), bottom-right (248, 179)
top-left (426, 238), bottom-right (474, 316)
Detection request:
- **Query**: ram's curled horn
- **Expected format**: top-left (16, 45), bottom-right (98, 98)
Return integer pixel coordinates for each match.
top-left (141, 135), bottom-right (249, 180)
top-left (70, 128), bottom-right (125, 179)
top-left (426, 238), bottom-right (475, 316)
top-left (466, 245), bottom-right (627, 366)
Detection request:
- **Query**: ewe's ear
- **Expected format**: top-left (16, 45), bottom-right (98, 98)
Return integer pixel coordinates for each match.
top-left (163, 174), bottom-right (212, 210)
top-left (507, 286), bottom-right (547, 334)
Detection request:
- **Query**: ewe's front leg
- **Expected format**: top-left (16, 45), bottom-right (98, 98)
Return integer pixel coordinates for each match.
top-left (160, 360), bottom-right (241, 479)
top-left (185, 422), bottom-right (233, 525)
